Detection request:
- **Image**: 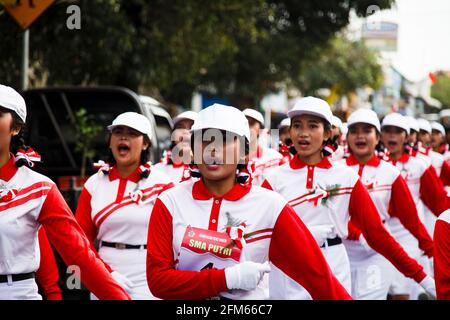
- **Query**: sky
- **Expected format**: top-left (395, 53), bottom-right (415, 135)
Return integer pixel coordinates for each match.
top-left (349, 0), bottom-right (450, 82)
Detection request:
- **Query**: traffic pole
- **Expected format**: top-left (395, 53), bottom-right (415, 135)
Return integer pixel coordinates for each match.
top-left (21, 28), bottom-right (29, 90)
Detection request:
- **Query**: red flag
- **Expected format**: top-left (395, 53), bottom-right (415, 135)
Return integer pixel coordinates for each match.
top-left (429, 72), bottom-right (438, 84)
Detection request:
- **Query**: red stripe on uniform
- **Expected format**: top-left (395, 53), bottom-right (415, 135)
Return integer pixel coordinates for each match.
top-left (0, 188), bottom-right (52, 212)
top-left (95, 188), bottom-right (163, 228)
top-left (288, 192), bottom-right (314, 205)
top-left (96, 201), bottom-right (132, 228)
top-left (246, 235), bottom-right (272, 244)
top-left (247, 228), bottom-right (273, 236)
top-left (93, 202), bottom-right (120, 226)
top-left (116, 179), bottom-right (128, 202)
top-left (1, 181), bottom-right (53, 199)
top-left (290, 191), bottom-right (353, 208)
top-left (208, 198), bottom-right (222, 231)
top-left (93, 184), bottom-right (168, 225)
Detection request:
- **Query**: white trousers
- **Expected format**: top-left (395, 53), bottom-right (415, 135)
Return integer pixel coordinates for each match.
top-left (344, 240), bottom-right (394, 300)
top-left (388, 233), bottom-right (421, 296)
top-left (91, 246), bottom-right (158, 300)
top-left (269, 243), bottom-right (351, 299)
top-left (0, 278), bottom-right (42, 300)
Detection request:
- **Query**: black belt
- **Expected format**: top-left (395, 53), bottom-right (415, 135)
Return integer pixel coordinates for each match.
top-left (320, 236), bottom-right (342, 248)
top-left (0, 272), bottom-right (35, 284)
top-left (100, 241), bottom-right (147, 250)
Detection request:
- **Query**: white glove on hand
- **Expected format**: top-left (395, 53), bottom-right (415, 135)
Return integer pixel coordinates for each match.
top-left (225, 261), bottom-right (271, 291)
top-left (309, 225), bottom-right (335, 247)
top-left (419, 275), bottom-right (436, 299)
top-left (111, 271), bottom-right (135, 294)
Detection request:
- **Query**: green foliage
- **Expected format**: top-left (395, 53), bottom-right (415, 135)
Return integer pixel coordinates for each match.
top-left (431, 74), bottom-right (450, 108)
top-left (73, 108), bottom-right (102, 176)
top-left (0, 0), bottom-right (393, 106)
top-left (295, 35), bottom-right (383, 97)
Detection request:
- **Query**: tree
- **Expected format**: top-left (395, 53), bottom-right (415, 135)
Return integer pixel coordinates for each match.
top-left (431, 73), bottom-right (450, 108)
top-left (294, 35), bottom-right (383, 97)
top-left (0, 0), bottom-right (394, 107)
top-left (198, 0), bottom-right (392, 106)
top-left (73, 108), bottom-right (102, 177)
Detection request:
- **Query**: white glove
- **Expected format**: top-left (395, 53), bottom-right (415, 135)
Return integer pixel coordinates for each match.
top-left (309, 225), bottom-right (335, 247)
top-left (225, 261), bottom-right (271, 291)
top-left (111, 271), bottom-right (135, 294)
top-left (419, 275), bottom-right (436, 299)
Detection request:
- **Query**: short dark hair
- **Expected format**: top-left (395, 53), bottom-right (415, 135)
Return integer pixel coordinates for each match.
top-left (7, 110), bottom-right (32, 168)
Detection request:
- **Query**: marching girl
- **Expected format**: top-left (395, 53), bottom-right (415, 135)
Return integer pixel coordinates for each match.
top-left (434, 208), bottom-right (450, 299)
top-left (330, 116), bottom-right (346, 161)
top-left (278, 118), bottom-right (293, 163)
top-left (430, 122), bottom-right (450, 161)
top-left (0, 85), bottom-right (130, 300)
top-left (146, 104), bottom-right (351, 300)
top-left (404, 118), bottom-right (450, 298)
top-left (381, 113), bottom-right (449, 217)
top-left (76, 112), bottom-right (174, 299)
top-left (405, 116), bottom-right (421, 154)
top-left (154, 111), bottom-right (198, 184)
top-left (243, 108), bottom-right (284, 186)
top-left (416, 119), bottom-right (450, 186)
top-left (262, 97), bottom-right (435, 299)
top-left (380, 113), bottom-right (449, 299)
top-left (338, 109), bottom-right (434, 300)
top-left (412, 119), bottom-right (450, 249)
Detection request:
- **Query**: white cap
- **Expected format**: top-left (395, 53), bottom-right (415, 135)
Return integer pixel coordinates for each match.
top-left (0, 85), bottom-right (27, 123)
top-left (243, 108), bottom-right (265, 128)
top-left (288, 96), bottom-right (333, 125)
top-left (332, 116), bottom-right (343, 131)
top-left (107, 112), bottom-right (153, 139)
top-left (417, 119), bottom-right (432, 134)
top-left (405, 116), bottom-right (420, 133)
top-left (431, 121), bottom-right (446, 136)
top-left (342, 123), bottom-right (348, 136)
top-left (440, 109), bottom-right (450, 119)
top-left (381, 113), bottom-right (410, 134)
top-left (191, 103), bottom-right (250, 142)
top-left (278, 118), bottom-right (291, 129)
top-left (347, 108), bottom-right (381, 132)
top-left (173, 111), bottom-right (198, 127)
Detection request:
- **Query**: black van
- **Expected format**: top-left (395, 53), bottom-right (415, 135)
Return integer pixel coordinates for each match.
top-left (22, 86), bottom-right (169, 179)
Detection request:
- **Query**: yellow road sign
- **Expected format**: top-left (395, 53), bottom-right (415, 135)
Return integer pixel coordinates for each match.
top-left (3, 0), bottom-right (55, 30)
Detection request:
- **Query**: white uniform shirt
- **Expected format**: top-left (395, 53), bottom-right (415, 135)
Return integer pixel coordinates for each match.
top-left (339, 154), bottom-right (433, 256)
top-left (0, 155), bottom-right (130, 299)
top-left (249, 146), bottom-right (284, 186)
top-left (153, 162), bottom-right (191, 184)
top-left (76, 165), bottom-right (174, 246)
top-left (263, 155), bottom-right (427, 284)
top-left (0, 163), bottom-right (53, 274)
top-left (263, 156), bottom-right (357, 237)
top-left (147, 179), bottom-right (351, 300)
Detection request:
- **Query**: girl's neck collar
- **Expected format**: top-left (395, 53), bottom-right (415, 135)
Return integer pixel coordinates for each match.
top-left (297, 153), bottom-right (324, 166)
top-left (202, 175), bottom-right (236, 198)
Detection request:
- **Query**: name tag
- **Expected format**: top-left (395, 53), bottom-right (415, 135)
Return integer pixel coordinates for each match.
top-left (177, 226), bottom-right (242, 271)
